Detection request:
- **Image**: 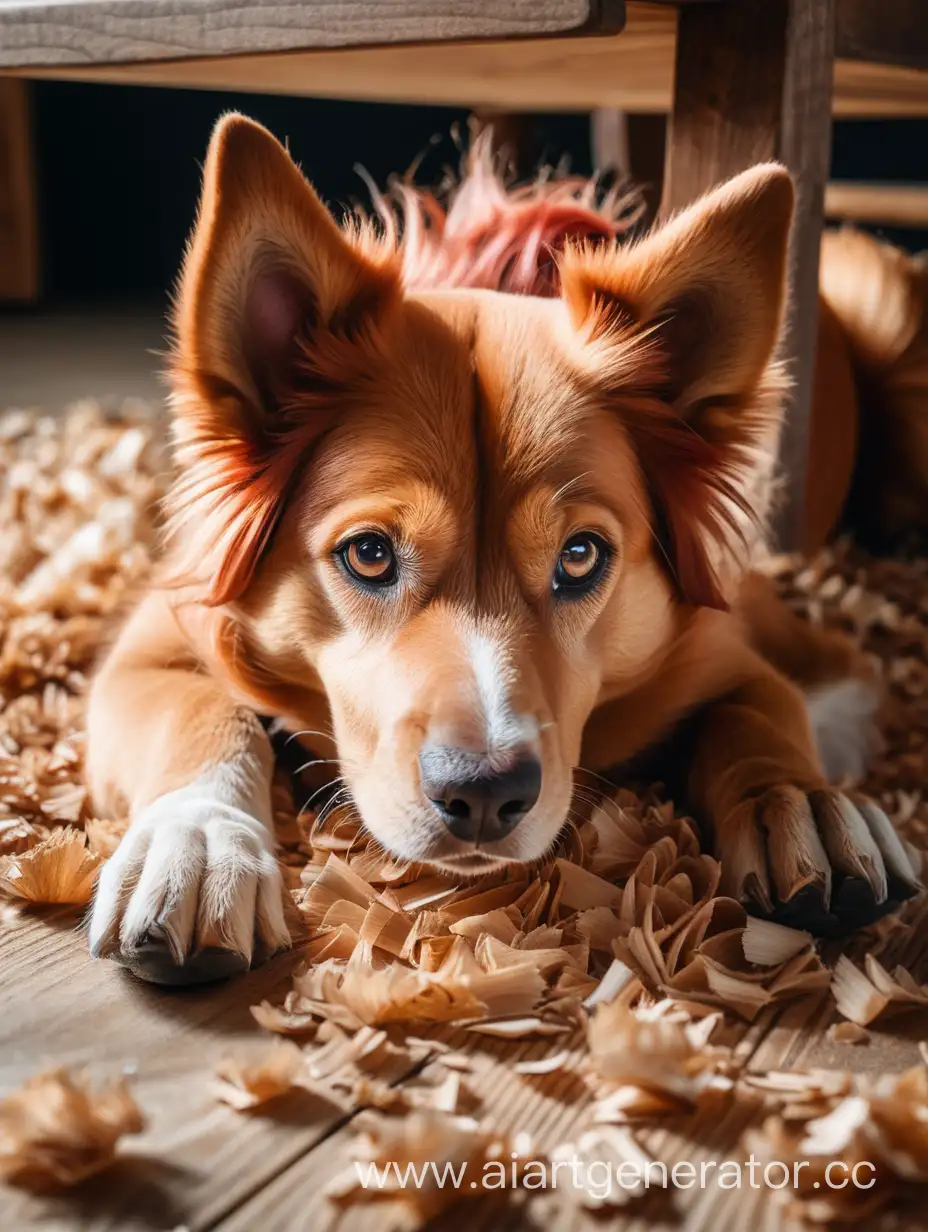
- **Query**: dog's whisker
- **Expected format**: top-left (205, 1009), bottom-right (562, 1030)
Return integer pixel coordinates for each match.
top-left (311, 790), bottom-right (348, 822)
top-left (285, 728), bottom-right (337, 748)
top-left (570, 784), bottom-right (606, 810)
top-left (317, 799), bottom-right (357, 828)
top-left (299, 775), bottom-right (346, 815)
top-left (573, 765), bottom-right (620, 794)
top-left (293, 757), bottom-right (342, 775)
top-left (314, 785), bottom-right (353, 824)
top-left (548, 471), bottom-right (592, 509)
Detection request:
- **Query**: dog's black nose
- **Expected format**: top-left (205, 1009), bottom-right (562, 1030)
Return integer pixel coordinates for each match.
top-left (419, 746), bottom-right (542, 843)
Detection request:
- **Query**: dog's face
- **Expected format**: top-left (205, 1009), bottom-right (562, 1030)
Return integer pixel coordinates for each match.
top-left (235, 291), bottom-right (679, 871)
top-left (167, 116), bottom-right (793, 871)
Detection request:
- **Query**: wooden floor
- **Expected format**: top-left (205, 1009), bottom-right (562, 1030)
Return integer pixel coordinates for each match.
top-left (2, 901), bottom-right (927, 1231)
top-left (2, 306), bottom-right (927, 1231)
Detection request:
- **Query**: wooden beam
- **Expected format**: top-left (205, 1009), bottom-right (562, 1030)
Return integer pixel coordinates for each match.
top-left (836, 0), bottom-right (928, 72)
top-left (4, 8), bottom-right (924, 118)
top-left (662, 0), bottom-right (836, 553)
top-left (627, 112), bottom-right (667, 220)
top-left (825, 181), bottom-right (928, 228)
top-left (591, 108), bottom-right (630, 174)
top-left (591, 110), bottom-right (667, 224)
top-left (0, 79), bottom-right (38, 303)
top-left (0, 0), bottom-right (624, 68)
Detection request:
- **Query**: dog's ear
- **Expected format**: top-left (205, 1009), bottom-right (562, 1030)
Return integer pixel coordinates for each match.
top-left (172, 112), bottom-right (397, 422)
top-left (164, 114), bottom-right (399, 606)
top-left (560, 164), bottom-right (795, 609)
top-left (560, 163), bottom-right (794, 410)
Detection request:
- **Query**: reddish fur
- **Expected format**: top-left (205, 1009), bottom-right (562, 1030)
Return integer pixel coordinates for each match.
top-left (619, 397), bottom-right (755, 610)
top-left (164, 320), bottom-right (389, 606)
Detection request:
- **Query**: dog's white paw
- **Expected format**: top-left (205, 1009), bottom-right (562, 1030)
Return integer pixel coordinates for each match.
top-left (89, 791), bottom-right (291, 986)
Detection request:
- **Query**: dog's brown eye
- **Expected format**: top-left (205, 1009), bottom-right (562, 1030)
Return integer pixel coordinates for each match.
top-left (553, 533), bottom-right (609, 597)
top-left (340, 534), bottom-right (397, 586)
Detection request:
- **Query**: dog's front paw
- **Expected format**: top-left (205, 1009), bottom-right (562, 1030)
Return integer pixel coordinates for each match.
top-left (719, 785), bottom-right (921, 936)
top-left (89, 796), bottom-right (291, 986)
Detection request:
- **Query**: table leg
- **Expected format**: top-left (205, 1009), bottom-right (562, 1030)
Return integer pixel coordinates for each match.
top-left (0, 79), bottom-right (39, 303)
top-left (662, 0), bottom-right (836, 551)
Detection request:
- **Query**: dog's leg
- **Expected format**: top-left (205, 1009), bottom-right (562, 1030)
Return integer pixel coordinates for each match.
top-left (688, 659), bottom-right (919, 934)
top-left (86, 594), bottom-right (290, 984)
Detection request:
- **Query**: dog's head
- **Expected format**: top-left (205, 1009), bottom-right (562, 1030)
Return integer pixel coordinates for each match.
top-left (166, 115), bottom-right (793, 872)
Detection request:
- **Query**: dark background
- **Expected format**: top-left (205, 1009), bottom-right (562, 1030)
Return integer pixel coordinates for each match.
top-left (31, 80), bottom-right (928, 305)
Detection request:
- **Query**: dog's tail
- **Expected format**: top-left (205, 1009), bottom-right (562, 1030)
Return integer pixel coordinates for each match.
top-left (819, 228), bottom-right (928, 544)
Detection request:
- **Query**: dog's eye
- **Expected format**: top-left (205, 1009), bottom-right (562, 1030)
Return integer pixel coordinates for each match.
top-left (340, 533), bottom-right (397, 585)
top-left (553, 533), bottom-right (609, 597)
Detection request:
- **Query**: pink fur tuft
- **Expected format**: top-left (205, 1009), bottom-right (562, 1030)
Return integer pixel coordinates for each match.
top-left (363, 130), bottom-right (643, 297)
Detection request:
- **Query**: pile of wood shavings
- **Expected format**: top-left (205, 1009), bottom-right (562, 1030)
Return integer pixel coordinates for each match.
top-left (2, 403), bottom-right (928, 1220)
top-left (269, 810), bottom-right (831, 1041)
top-left (746, 1054), bottom-right (928, 1223)
top-left (0, 401), bottom-right (160, 872)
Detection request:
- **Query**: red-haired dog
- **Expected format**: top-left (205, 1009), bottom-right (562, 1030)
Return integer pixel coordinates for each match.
top-left (87, 116), bottom-right (926, 983)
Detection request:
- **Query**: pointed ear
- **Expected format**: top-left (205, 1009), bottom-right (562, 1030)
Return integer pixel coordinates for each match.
top-left (560, 164), bottom-right (795, 609)
top-left (172, 112), bottom-right (398, 421)
top-left (560, 163), bottom-right (795, 410)
top-left (164, 114), bottom-right (399, 607)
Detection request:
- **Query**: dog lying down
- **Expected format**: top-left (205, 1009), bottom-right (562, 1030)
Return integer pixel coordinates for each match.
top-left (86, 114), bottom-right (927, 985)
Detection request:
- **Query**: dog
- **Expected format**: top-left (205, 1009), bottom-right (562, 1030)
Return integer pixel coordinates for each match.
top-left (86, 114), bottom-right (926, 984)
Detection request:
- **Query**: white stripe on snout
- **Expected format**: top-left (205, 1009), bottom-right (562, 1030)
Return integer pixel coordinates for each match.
top-left (468, 632), bottom-right (540, 757)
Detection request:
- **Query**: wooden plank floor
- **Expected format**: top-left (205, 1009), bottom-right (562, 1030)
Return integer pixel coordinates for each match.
top-left (2, 901), bottom-right (927, 1231)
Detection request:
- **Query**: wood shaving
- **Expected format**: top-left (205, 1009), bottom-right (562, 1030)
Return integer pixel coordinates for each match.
top-left (583, 957), bottom-right (638, 1009)
top-left (214, 1041), bottom-right (320, 1111)
top-left (0, 818), bottom-right (41, 857)
top-left (290, 935), bottom-right (548, 1029)
top-left (742, 916), bottom-right (814, 965)
top-left (513, 1049), bottom-right (572, 1075)
top-left (339, 1070), bottom-right (469, 1115)
top-left (285, 796), bottom-right (831, 1036)
top-left (467, 1015), bottom-right (571, 1038)
top-left (0, 827), bottom-right (100, 904)
top-left (250, 993), bottom-right (320, 1038)
top-left (0, 1067), bottom-right (144, 1188)
top-left (304, 1022), bottom-right (416, 1087)
top-left (747, 1059), bottom-right (928, 1221)
top-left (586, 997), bottom-right (733, 1121)
top-left (433, 1052), bottom-right (473, 1072)
top-left (831, 953), bottom-right (928, 1025)
top-left (325, 1110), bottom-right (535, 1222)
top-left (828, 1021), bottom-right (870, 1045)
top-left (0, 404), bottom-right (159, 851)
top-left (549, 1125), bottom-right (654, 1209)
top-left (83, 816), bottom-right (127, 859)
